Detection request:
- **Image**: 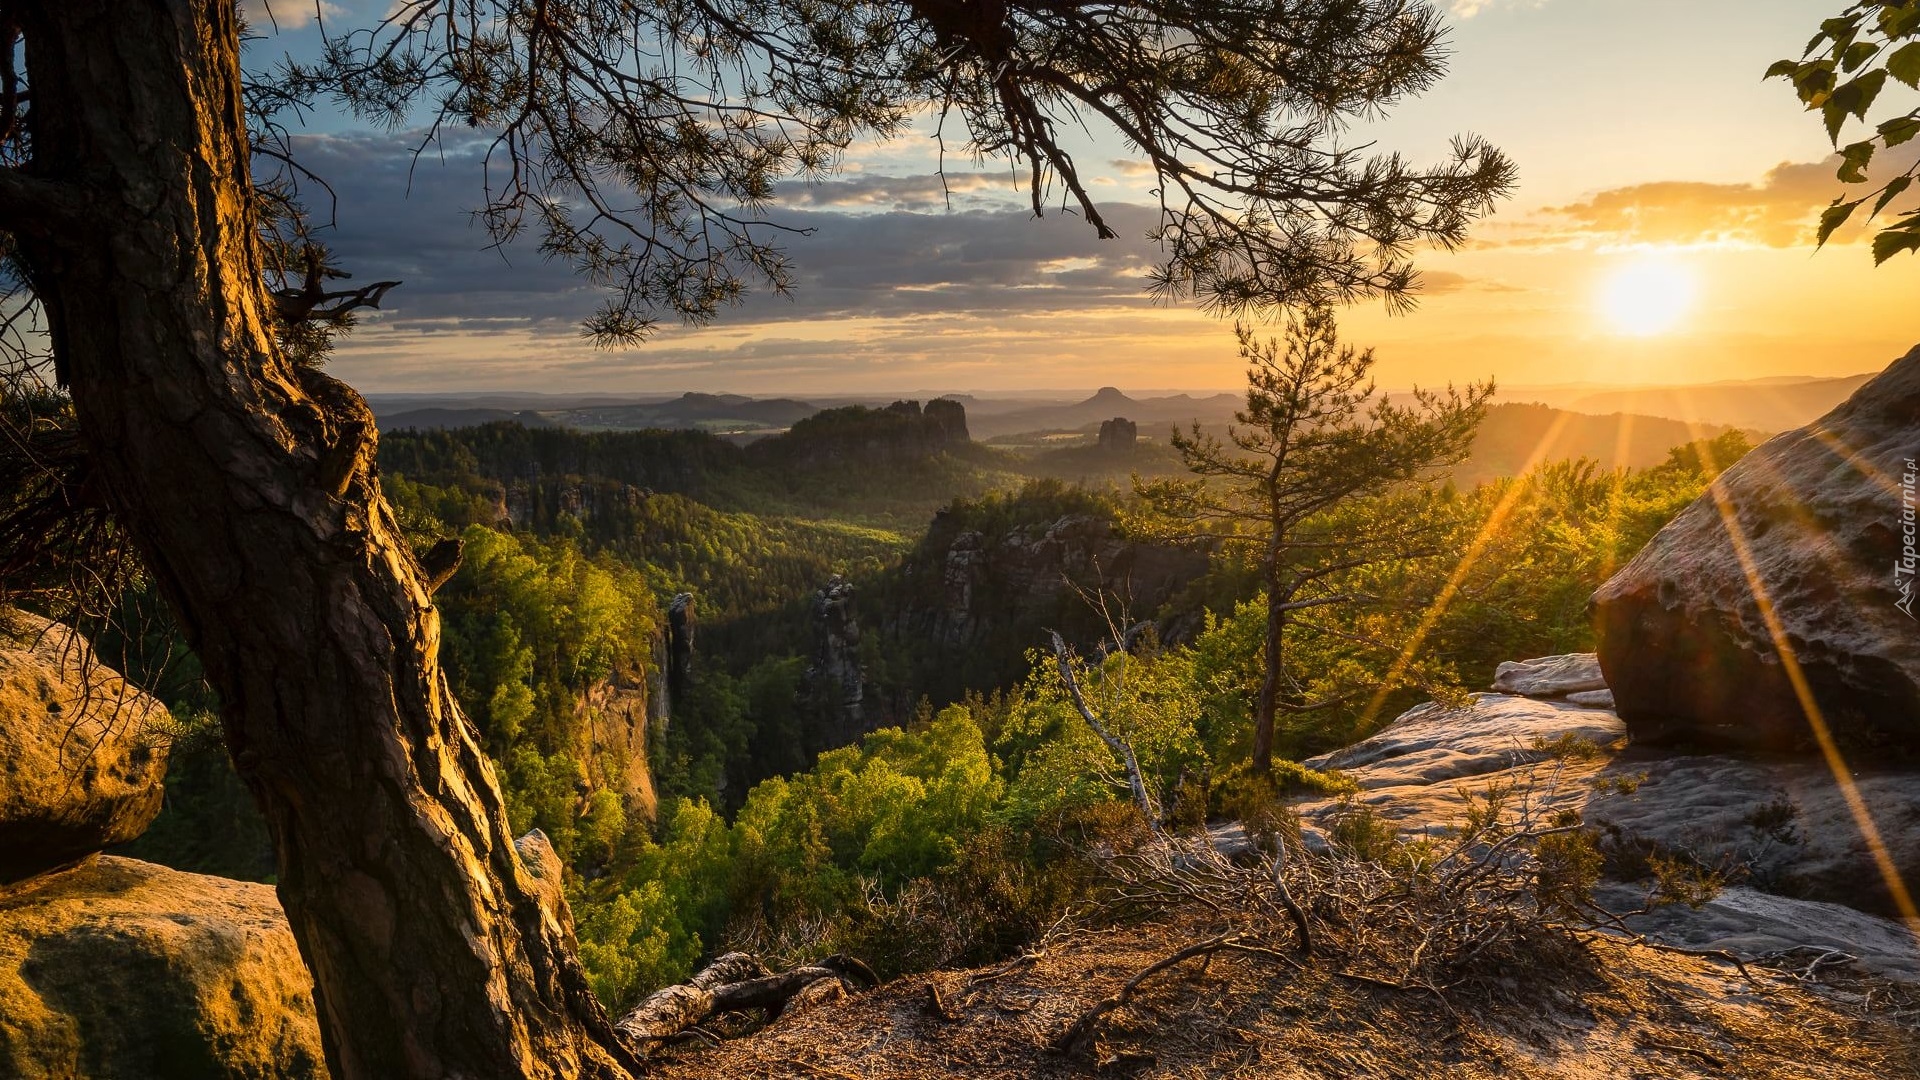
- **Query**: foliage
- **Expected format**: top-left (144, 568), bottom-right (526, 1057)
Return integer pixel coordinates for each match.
top-left (1137, 306), bottom-right (1492, 771)
top-left (1769, 1), bottom-right (1920, 261)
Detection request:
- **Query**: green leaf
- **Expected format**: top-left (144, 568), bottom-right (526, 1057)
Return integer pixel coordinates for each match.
top-left (1842, 41), bottom-right (1879, 73)
top-left (1765, 58), bottom-right (1801, 80)
top-left (1881, 115), bottom-right (1920, 147)
top-left (1850, 70), bottom-right (1890, 118)
top-left (1839, 140), bottom-right (1877, 183)
top-left (1818, 16), bottom-right (1861, 54)
top-left (1818, 199), bottom-right (1863, 245)
top-left (1794, 61), bottom-right (1838, 106)
top-left (1873, 175), bottom-right (1913, 216)
top-left (1825, 98), bottom-right (1853, 142)
top-left (1871, 225), bottom-right (1920, 265)
top-left (1889, 41), bottom-right (1920, 88)
top-left (1883, 5), bottom-right (1920, 39)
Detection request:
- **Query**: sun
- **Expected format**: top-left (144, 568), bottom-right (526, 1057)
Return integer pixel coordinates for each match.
top-left (1598, 252), bottom-right (1697, 336)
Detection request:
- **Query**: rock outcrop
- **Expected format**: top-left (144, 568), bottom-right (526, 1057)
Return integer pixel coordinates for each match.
top-left (0, 612), bottom-right (169, 884)
top-left (802, 577), bottom-right (868, 755)
top-left (1096, 417), bottom-right (1137, 451)
top-left (1296, 689), bottom-right (1920, 976)
top-left (1591, 345), bottom-right (1920, 755)
top-left (0, 857), bottom-right (326, 1080)
top-left (915, 512), bottom-right (1207, 652)
top-left (665, 592), bottom-right (696, 708)
top-left (1490, 652), bottom-right (1608, 698)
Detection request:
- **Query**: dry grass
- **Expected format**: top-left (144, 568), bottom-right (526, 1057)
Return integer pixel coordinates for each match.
top-left (648, 909), bottom-right (1919, 1079)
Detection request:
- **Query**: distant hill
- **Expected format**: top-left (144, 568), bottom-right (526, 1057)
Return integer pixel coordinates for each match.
top-left (547, 392), bottom-right (822, 433)
top-left (380, 407), bottom-right (556, 431)
top-left (1538, 374), bottom-right (1874, 433)
top-left (1456, 403), bottom-right (1760, 486)
top-left (969, 386), bottom-right (1241, 438)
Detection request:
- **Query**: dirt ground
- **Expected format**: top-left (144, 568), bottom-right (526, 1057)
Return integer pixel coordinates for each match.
top-left (648, 916), bottom-right (1920, 1080)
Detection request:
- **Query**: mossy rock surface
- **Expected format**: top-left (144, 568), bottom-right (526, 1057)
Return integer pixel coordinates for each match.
top-left (0, 856), bottom-right (326, 1080)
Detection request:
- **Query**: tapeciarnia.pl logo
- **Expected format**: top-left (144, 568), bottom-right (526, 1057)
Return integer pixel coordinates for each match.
top-left (1899, 457), bottom-right (1917, 620)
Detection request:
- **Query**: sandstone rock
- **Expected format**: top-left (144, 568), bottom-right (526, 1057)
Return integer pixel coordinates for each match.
top-left (1592, 345), bottom-right (1920, 755)
top-left (0, 856), bottom-right (325, 1080)
top-left (1585, 750), bottom-right (1920, 920)
top-left (1097, 417), bottom-right (1137, 451)
top-left (0, 612), bottom-right (169, 883)
top-left (802, 577), bottom-right (868, 756)
top-left (1490, 653), bottom-right (1608, 697)
top-left (1296, 695), bottom-right (1626, 838)
top-left (1566, 688), bottom-right (1615, 709)
top-left (1296, 692), bottom-right (1920, 979)
top-left (1600, 883), bottom-right (1920, 983)
top-left (1304, 694), bottom-right (1626, 788)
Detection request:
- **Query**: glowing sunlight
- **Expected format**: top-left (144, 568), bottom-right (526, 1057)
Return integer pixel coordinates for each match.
top-left (1598, 251), bottom-right (1699, 336)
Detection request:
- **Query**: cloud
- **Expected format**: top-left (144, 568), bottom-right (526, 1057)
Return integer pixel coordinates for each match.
top-left (282, 130), bottom-right (1169, 339)
top-left (1504, 144), bottom-right (1920, 250)
top-left (240, 0), bottom-right (344, 31)
top-left (1449, 0), bottom-right (1547, 18)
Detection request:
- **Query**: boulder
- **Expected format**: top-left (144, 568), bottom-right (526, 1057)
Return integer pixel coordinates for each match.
top-left (1490, 653), bottom-right (1608, 697)
top-left (1591, 345), bottom-right (1920, 755)
top-left (0, 612), bottom-right (169, 883)
top-left (0, 856), bottom-right (326, 1080)
top-left (1566, 688), bottom-right (1615, 709)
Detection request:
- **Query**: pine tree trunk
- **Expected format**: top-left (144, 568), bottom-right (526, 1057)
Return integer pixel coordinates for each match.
top-left (7, 3), bottom-right (638, 1076)
top-left (1251, 547), bottom-right (1286, 776)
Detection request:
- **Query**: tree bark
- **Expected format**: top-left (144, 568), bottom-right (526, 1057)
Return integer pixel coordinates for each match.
top-left (1251, 543), bottom-right (1287, 776)
top-left (10, 3), bottom-right (638, 1076)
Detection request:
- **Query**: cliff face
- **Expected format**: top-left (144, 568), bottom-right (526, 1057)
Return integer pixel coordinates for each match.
top-left (911, 511), bottom-right (1208, 652)
top-left (800, 577), bottom-right (868, 757)
top-left (851, 508), bottom-right (1210, 718)
top-left (751, 399), bottom-right (972, 470)
top-left (578, 674), bottom-right (660, 825)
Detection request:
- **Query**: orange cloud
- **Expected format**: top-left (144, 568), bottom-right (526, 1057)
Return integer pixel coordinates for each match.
top-left (1520, 145), bottom-right (1920, 249)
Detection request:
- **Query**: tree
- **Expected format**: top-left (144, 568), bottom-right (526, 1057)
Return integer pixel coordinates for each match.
top-left (1769, 1), bottom-right (1920, 262)
top-left (1139, 306), bottom-right (1490, 775)
top-left (0, 1), bottom-right (1509, 1076)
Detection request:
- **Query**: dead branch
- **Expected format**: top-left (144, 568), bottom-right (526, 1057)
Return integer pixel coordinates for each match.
top-left (1048, 629), bottom-right (1159, 833)
top-left (270, 246), bottom-right (401, 322)
top-left (614, 952), bottom-right (875, 1055)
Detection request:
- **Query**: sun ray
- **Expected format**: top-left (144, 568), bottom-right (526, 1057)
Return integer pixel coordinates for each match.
top-left (1668, 393), bottom-right (1920, 941)
top-left (1357, 408), bottom-right (1580, 729)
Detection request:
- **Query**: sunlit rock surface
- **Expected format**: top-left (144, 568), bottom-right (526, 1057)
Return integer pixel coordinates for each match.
top-left (0, 611), bottom-right (169, 883)
top-left (1297, 692), bottom-right (1920, 979)
top-left (0, 856), bottom-right (325, 1080)
top-left (1491, 652), bottom-right (1609, 698)
top-left (1592, 344), bottom-right (1920, 755)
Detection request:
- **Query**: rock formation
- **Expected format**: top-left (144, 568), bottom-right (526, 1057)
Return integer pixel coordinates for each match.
top-left (0, 858), bottom-right (327, 1079)
top-left (1490, 652), bottom-right (1608, 698)
top-left (914, 512), bottom-right (1208, 652)
top-left (1296, 677), bottom-right (1920, 975)
top-left (0, 610), bottom-right (327, 1078)
top-left (1097, 416), bottom-right (1137, 451)
top-left (0, 612), bottom-right (169, 884)
top-left (666, 592), bottom-right (696, 708)
top-left (802, 577), bottom-right (868, 754)
top-left (1592, 345), bottom-right (1920, 755)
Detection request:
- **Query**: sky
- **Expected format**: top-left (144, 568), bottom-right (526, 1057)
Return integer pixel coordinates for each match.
top-left (245, 0), bottom-right (1920, 395)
